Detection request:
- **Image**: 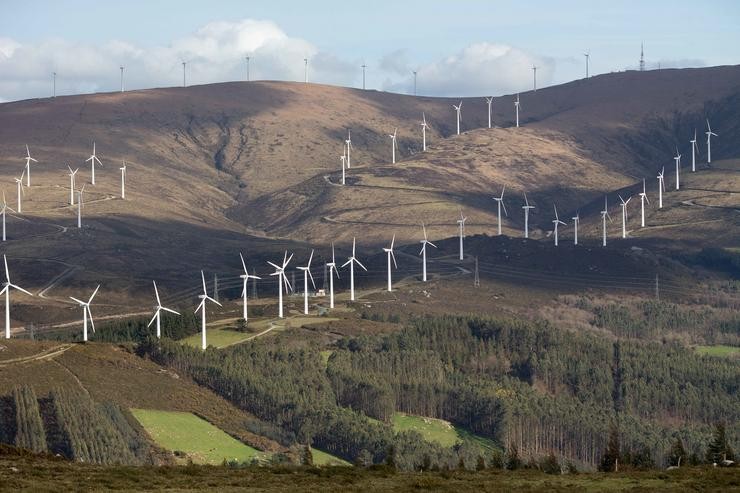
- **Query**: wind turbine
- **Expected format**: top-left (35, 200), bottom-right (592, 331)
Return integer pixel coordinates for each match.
top-left (638, 178), bottom-right (650, 227)
top-left (383, 234), bottom-right (398, 291)
top-left (77, 185), bottom-right (85, 228)
top-left (340, 147), bottom-right (346, 185)
top-left (453, 101), bottom-right (462, 135)
top-left (572, 212), bottom-right (580, 245)
top-left (2, 255), bottom-right (32, 339)
top-left (493, 186), bottom-right (507, 235)
top-left (14, 170), bottom-right (24, 213)
top-left (148, 281), bottom-right (179, 339)
top-left (657, 167), bottom-right (665, 209)
top-left (23, 145), bottom-right (37, 187)
top-left (532, 65), bottom-right (537, 91)
top-left (86, 142), bottom-right (102, 185)
top-left (673, 147), bottom-right (681, 190)
top-left (342, 238), bottom-right (366, 301)
top-left (268, 251), bottom-right (293, 318)
top-left (195, 270), bottom-right (222, 350)
top-left (239, 253), bottom-right (260, 322)
top-left (1, 192), bottom-right (15, 242)
top-left (522, 192), bottom-right (535, 239)
top-left (514, 94), bottom-right (520, 128)
top-left (690, 130), bottom-right (699, 172)
top-left (70, 285), bottom-right (99, 343)
top-left (297, 250), bottom-right (316, 315)
top-left (619, 194), bottom-right (631, 238)
top-left (345, 130), bottom-right (353, 169)
top-left (67, 166), bottom-right (78, 205)
top-left (600, 196), bottom-right (612, 247)
top-left (419, 223), bottom-right (437, 282)
top-left (119, 161), bottom-right (127, 199)
top-left (420, 113), bottom-right (429, 151)
top-left (456, 210), bottom-right (467, 260)
top-left (584, 51), bottom-right (590, 78)
top-left (552, 205), bottom-right (566, 246)
top-left (326, 243), bottom-right (339, 309)
top-left (389, 128), bottom-right (398, 164)
top-left (705, 119), bottom-right (717, 164)
top-left (485, 97), bottom-right (493, 128)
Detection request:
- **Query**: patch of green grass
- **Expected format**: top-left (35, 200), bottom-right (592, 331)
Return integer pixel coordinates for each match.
top-left (391, 413), bottom-right (498, 451)
top-left (312, 448), bottom-right (351, 466)
top-left (320, 350), bottom-right (333, 368)
top-left (695, 345), bottom-right (740, 358)
top-left (180, 328), bottom-right (252, 349)
top-left (131, 409), bottom-right (263, 465)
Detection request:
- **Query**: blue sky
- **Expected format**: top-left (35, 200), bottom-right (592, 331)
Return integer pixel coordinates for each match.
top-left (1, 0), bottom-right (738, 101)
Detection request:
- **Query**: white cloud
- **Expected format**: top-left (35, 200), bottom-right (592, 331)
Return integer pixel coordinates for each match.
top-left (383, 43), bottom-right (555, 97)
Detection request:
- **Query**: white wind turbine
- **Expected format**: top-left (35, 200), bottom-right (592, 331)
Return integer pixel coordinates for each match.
top-left (119, 161), bottom-right (127, 199)
top-left (419, 223), bottom-right (437, 282)
top-left (673, 147), bottom-right (681, 190)
top-left (383, 234), bottom-right (398, 291)
top-left (456, 210), bottom-right (467, 260)
top-left (572, 212), bottom-right (580, 245)
top-left (493, 186), bottom-right (507, 235)
top-left (77, 185), bottom-right (85, 228)
top-left (705, 119), bottom-right (717, 164)
top-left (522, 192), bottom-right (535, 239)
top-left (14, 170), bottom-right (25, 213)
top-left (148, 281), bottom-right (179, 339)
top-left (2, 192), bottom-right (15, 242)
top-left (619, 194), bottom-right (631, 238)
top-left (345, 130), bottom-right (353, 169)
top-left (239, 253), bottom-right (260, 322)
top-left (326, 243), bottom-right (339, 309)
top-left (67, 166), bottom-right (79, 205)
top-left (297, 250), bottom-right (316, 315)
top-left (638, 178), bottom-right (650, 227)
top-left (23, 145), bottom-right (37, 187)
top-left (2, 255), bottom-right (32, 339)
top-left (453, 101), bottom-right (462, 135)
top-left (389, 128), bottom-right (398, 164)
top-left (86, 142), bottom-right (102, 185)
top-left (420, 113), bottom-right (429, 151)
top-left (657, 167), bottom-right (665, 209)
top-left (552, 205), bottom-right (566, 246)
top-left (268, 251), bottom-right (293, 318)
top-left (690, 130), bottom-right (699, 172)
top-left (485, 97), bottom-right (493, 128)
top-left (600, 196), bottom-right (612, 247)
top-left (514, 94), bottom-right (520, 128)
top-left (70, 285), bottom-right (99, 343)
top-left (195, 270), bottom-right (222, 350)
top-left (341, 238), bottom-right (366, 301)
top-left (340, 147), bottom-right (347, 185)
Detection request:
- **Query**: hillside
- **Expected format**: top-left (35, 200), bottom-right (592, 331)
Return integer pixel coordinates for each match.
top-left (0, 66), bottom-right (738, 328)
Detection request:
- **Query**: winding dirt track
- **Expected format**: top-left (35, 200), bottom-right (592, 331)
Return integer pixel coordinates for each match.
top-left (0, 343), bottom-right (73, 367)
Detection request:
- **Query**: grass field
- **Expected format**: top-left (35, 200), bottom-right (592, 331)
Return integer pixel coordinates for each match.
top-left (391, 413), bottom-right (498, 450)
top-left (181, 328), bottom-right (254, 349)
top-left (312, 448), bottom-right (351, 466)
top-left (695, 345), bottom-right (740, 358)
top-left (131, 409), bottom-right (264, 465)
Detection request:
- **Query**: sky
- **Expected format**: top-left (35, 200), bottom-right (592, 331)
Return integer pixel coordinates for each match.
top-left (0, 0), bottom-right (738, 102)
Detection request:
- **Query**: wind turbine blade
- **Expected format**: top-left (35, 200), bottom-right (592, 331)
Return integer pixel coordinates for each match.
top-left (428, 241), bottom-right (438, 249)
top-left (3, 255), bottom-right (8, 282)
top-left (200, 270), bottom-right (207, 293)
top-left (239, 252), bottom-right (248, 273)
top-left (341, 259), bottom-right (352, 268)
top-left (282, 273), bottom-right (292, 292)
top-left (87, 307), bottom-right (95, 333)
top-left (307, 249), bottom-right (314, 268)
top-left (284, 252), bottom-right (294, 267)
top-left (390, 234), bottom-right (395, 250)
top-left (206, 296), bottom-right (222, 307)
top-left (153, 280), bottom-right (161, 306)
top-left (501, 200), bottom-right (508, 217)
top-left (308, 270), bottom-right (316, 290)
top-left (10, 284), bottom-right (33, 297)
top-left (69, 296), bottom-right (85, 305)
top-left (267, 261), bottom-right (281, 270)
top-left (331, 242), bottom-right (336, 264)
top-left (355, 258), bottom-right (368, 272)
top-left (148, 310), bottom-right (159, 328)
top-left (194, 299), bottom-right (205, 314)
top-left (391, 251), bottom-right (398, 269)
top-left (88, 284), bottom-right (100, 304)
top-left (162, 307), bottom-right (180, 315)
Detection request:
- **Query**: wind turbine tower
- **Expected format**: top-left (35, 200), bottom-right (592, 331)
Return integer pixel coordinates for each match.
top-left (420, 113), bottom-right (429, 151)
top-left (297, 250), bottom-right (317, 315)
top-left (304, 58), bottom-right (308, 83)
top-left (148, 281), bottom-right (179, 338)
top-left (572, 213), bottom-right (580, 245)
top-left (195, 271), bottom-right (222, 350)
top-left (14, 171), bottom-right (24, 213)
top-left (1, 193), bottom-right (15, 242)
top-left (70, 285), bottom-right (99, 343)
top-left (532, 65), bottom-right (537, 91)
top-left (361, 63), bottom-right (366, 89)
top-left (340, 149), bottom-right (346, 185)
top-left (552, 205), bottom-right (566, 246)
top-left (77, 185), bottom-right (85, 228)
top-left (120, 66), bottom-right (124, 92)
top-left (68, 166), bottom-right (78, 205)
top-left (345, 130), bottom-right (353, 168)
top-left (389, 128), bottom-right (398, 164)
top-left (619, 195), bottom-right (631, 238)
top-left (514, 94), bottom-right (520, 128)
top-left (383, 235), bottom-right (397, 292)
top-left (690, 130), bottom-right (699, 172)
top-left (493, 186), bottom-right (507, 235)
top-left (522, 192), bottom-right (535, 239)
top-left (453, 101), bottom-right (462, 135)
top-left (86, 142), bottom-right (102, 185)
top-left (705, 119), bottom-right (717, 164)
top-left (182, 61), bottom-right (187, 87)
top-left (119, 161), bottom-right (127, 199)
top-left (23, 145), bottom-right (37, 187)
top-left (239, 253), bottom-right (260, 322)
top-left (419, 223), bottom-right (437, 282)
top-left (584, 51), bottom-right (590, 78)
top-left (673, 147), bottom-right (681, 190)
top-left (456, 210), bottom-right (467, 260)
top-left (341, 238), bottom-right (367, 301)
top-left (638, 178), bottom-right (650, 227)
top-left (326, 243), bottom-right (339, 309)
top-left (485, 97), bottom-right (493, 128)
top-left (600, 196), bottom-right (611, 246)
top-left (268, 252), bottom-right (293, 318)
